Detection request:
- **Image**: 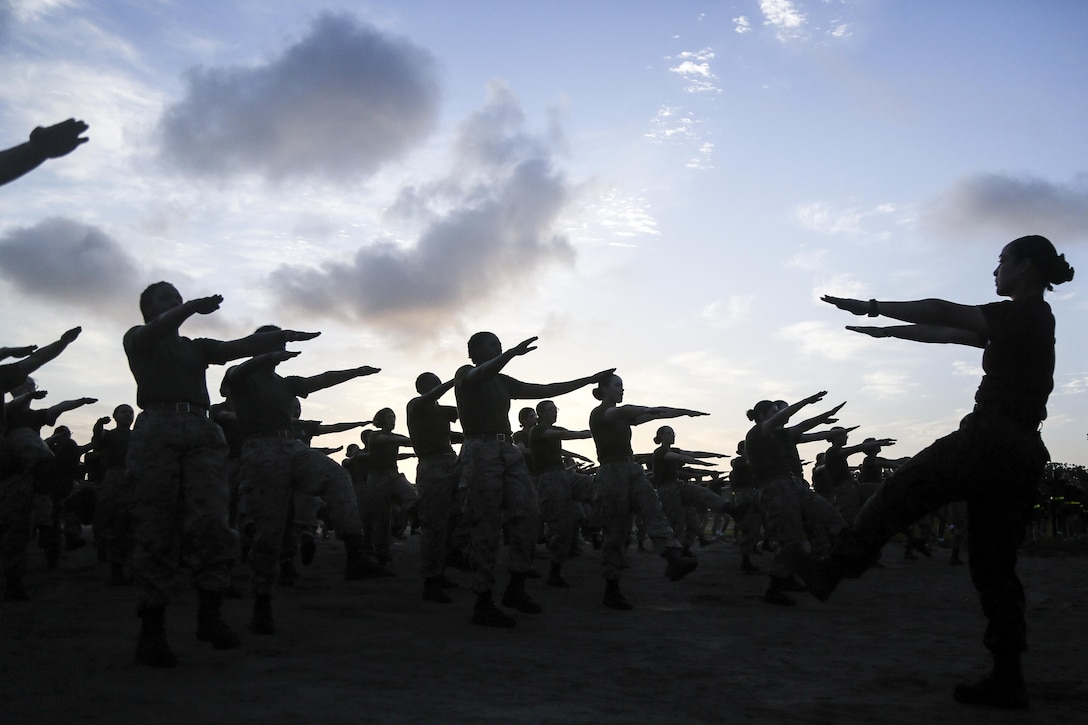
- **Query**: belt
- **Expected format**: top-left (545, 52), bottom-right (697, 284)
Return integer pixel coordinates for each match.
top-left (599, 455), bottom-right (634, 465)
top-left (463, 433), bottom-right (510, 442)
top-left (248, 429), bottom-right (295, 440)
top-left (972, 402), bottom-right (1041, 431)
top-left (144, 402), bottom-right (208, 416)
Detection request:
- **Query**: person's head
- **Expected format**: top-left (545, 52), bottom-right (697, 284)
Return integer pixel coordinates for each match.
top-left (415, 372), bottom-right (441, 394)
top-left (374, 407), bottom-right (396, 430)
top-left (11, 377), bottom-right (37, 396)
top-left (592, 374), bottom-right (624, 404)
top-left (359, 429), bottom-right (372, 446)
top-left (467, 332), bottom-right (502, 364)
top-left (862, 437), bottom-right (881, 454)
top-left (518, 407), bottom-right (537, 428)
top-left (254, 324), bottom-right (287, 351)
top-left (139, 281), bottom-right (182, 322)
top-left (736, 440), bottom-right (746, 456)
top-left (535, 400), bottom-right (558, 425)
top-left (346, 443), bottom-right (359, 457)
top-left (746, 400), bottom-right (779, 423)
top-left (829, 426), bottom-right (849, 446)
top-left (654, 426), bottom-right (675, 445)
top-left (113, 404), bottom-right (134, 428)
top-left (52, 425), bottom-right (71, 439)
top-left (996, 235), bottom-right (1075, 297)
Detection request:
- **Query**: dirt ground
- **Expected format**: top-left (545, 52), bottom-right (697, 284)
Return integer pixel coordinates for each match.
top-left (2, 531), bottom-right (1086, 725)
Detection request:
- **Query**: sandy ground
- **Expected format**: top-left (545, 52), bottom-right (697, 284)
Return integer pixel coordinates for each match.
top-left (2, 531), bottom-right (1086, 725)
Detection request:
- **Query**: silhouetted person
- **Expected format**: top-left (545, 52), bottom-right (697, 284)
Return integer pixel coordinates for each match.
top-left (0, 119), bottom-right (89, 186)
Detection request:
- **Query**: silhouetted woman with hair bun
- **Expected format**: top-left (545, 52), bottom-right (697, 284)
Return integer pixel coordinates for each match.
top-left (807, 235), bottom-right (1074, 710)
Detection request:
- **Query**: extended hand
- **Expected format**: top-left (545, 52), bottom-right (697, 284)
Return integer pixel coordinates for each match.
top-left (511, 336), bottom-right (538, 356)
top-left (821, 295), bottom-right (868, 316)
top-left (29, 119), bottom-right (89, 159)
top-left (60, 327), bottom-right (82, 344)
top-left (189, 295), bottom-right (224, 315)
top-left (285, 330), bottom-right (320, 342)
top-left (845, 326), bottom-right (890, 338)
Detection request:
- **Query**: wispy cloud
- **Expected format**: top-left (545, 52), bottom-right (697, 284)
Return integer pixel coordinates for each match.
top-left (668, 48), bottom-right (721, 94)
top-left (701, 296), bottom-right (753, 328)
top-left (778, 320), bottom-right (872, 361)
top-left (922, 172), bottom-right (1088, 242)
top-left (794, 201), bottom-right (899, 238)
top-left (268, 80), bottom-right (576, 339)
top-left (157, 12), bottom-right (440, 183)
top-left (858, 370), bottom-right (913, 400)
top-left (760, 0), bottom-right (808, 42)
top-left (0, 217), bottom-right (142, 318)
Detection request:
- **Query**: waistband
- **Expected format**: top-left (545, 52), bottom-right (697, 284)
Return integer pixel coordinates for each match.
top-left (143, 402), bottom-right (208, 416)
top-left (463, 433), bottom-right (511, 442)
top-left (246, 429), bottom-right (295, 440)
top-left (971, 402), bottom-right (1041, 431)
top-left (599, 455), bottom-right (634, 465)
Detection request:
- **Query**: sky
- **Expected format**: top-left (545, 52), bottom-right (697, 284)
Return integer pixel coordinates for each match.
top-left (1, 0), bottom-right (1085, 478)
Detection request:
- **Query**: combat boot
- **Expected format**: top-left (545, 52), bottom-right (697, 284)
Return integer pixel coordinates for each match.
top-left (135, 604), bottom-right (177, 668)
top-left (953, 653), bottom-right (1029, 709)
top-left (472, 590), bottom-right (515, 628)
top-left (343, 534), bottom-right (394, 579)
top-left (602, 578), bottom-right (633, 610)
top-left (501, 572), bottom-right (542, 614)
top-left (662, 546), bottom-right (698, 581)
top-left (250, 594), bottom-right (275, 635)
top-left (195, 589), bottom-right (241, 649)
top-left (546, 562), bottom-right (570, 588)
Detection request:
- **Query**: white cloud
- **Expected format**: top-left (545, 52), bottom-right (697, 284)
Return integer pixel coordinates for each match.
top-left (922, 172), bottom-right (1088, 242)
top-left (701, 295), bottom-right (753, 328)
top-left (794, 200), bottom-right (899, 239)
top-left (778, 319), bottom-right (873, 361)
top-left (760, 0), bottom-right (807, 42)
top-left (858, 370), bottom-right (913, 400)
top-left (733, 16), bottom-right (752, 34)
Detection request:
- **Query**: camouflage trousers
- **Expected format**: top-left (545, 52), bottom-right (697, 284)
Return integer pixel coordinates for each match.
top-left (657, 480), bottom-right (723, 548)
top-left (416, 453), bottom-right (459, 579)
top-left (128, 410), bottom-right (236, 609)
top-left (92, 466), bottom-right (134, 566)
top-left (238, 437), bottom-right (362, 597)
top-left (364, 469), bottom-right (417, 561)
top-left (459, 438), bottom-right (539, 593)
top-left (733, 487), bottom-right (762, 555)
top-left (844, 413), bottom-right (1047, 654)
top-left (596, 461), bottom-right (679, 581)
top-left (760, 475), bottom-right (844, 579)
top-left (0, 472), bottom-right (35, 581)
top-left (537, 467), bottom-right (596, 565)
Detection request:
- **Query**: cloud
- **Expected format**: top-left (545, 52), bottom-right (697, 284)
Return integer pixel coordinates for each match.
top-left (858, 370), bottom-right (914, 400)
top-left (157, 12), bottom-right (440, 183)
top-left (701, 296), bottom-right (753, 328)
top-left (733, 16), bottom-right (752, 34)
top-left (668, 49), bottom-right (720, 94)
top-left (0, 217), bottom-right (142, 317)
top-left (922, 173), bottom-right (1088, 242)
top-left (268, 80), bottom-right (576, 337)
top-left (760, 0), bottom-right (807, 42)
top-left (794, 201), bottom-right (899, 238)
top-left (777, 320), bottom-right (872, 361)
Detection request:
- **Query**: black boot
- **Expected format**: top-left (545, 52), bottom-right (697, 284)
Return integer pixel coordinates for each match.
top-left (250, 594), bottom-right (275, 635)
top-left (764, 576), bottom-right (797, 606)
top-left (472, 590), bottom-right (515, 628)
top-left (501, 572), bottom-right (542, 614)
top-left (953, 652), bottom-right (1028, 709)
top-left (343, 534), bottom-right (394, 580)
top-left (423, 576), bottom-right (452, 604)
top-left (195, 589), bottom-right (241, 650)
top-left (135, 604), bottom-right (177, 667)
top-left (662, 546), bottom-right (698, 581)
top-left (602, 578), bottom-right (632, 611)
top-left (546, 562), bottom-right (570, 588)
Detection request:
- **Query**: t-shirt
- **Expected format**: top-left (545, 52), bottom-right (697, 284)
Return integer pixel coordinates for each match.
top-left (406, 399), bottom-right (456, 458)
top-left (124, 329), bottom-right (229, 409)
top-left (529, 423), bottom-right (564, 472)
top-left (744, 424), bottom-right (793, 482)
top-left (975, 299), bottom-right (1055, 421)
top-left (589, 406), bottom-right (632, 460)
top-left (454, 367), bottom-right (515, 435)
top-left (651, 445), bottom-right (683, 485)
top-left (225, 366), bottom-right (307, 438)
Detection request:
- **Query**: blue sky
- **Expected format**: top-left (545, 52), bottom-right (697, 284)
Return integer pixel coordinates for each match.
top-left (1, 0), bottom-right (1085, 474)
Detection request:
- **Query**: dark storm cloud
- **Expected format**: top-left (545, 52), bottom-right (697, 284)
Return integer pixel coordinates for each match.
top-left (157, 12), bottom-right (440, 182)
top-left (269, 80), bottom-right (576, 335)
top-left (923, 172), bottom-right (1088, 242)
top-left (0, 217), bottom-right (141, 316)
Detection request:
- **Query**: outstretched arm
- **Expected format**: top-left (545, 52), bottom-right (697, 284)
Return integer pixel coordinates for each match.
top-left (823, 296), bottom-right (987, 345)
top-left (509, 367), bottom-right (616, 400)
top-left (844, 324), bottom-right (985, 348)
top-left (461, 336), bottom-right (539, 386)
top-left (0, 345), bottom-right (37, 362)
top-left (0, 119), bottom-right (89, 186)
top-left (3, 328), bottom-right (81, 392)
top-left (43, 397), bottom-right (98, 425)
top-left (762, 391), bottom-right (828, 435)
top-left (608, 405), bottom-right (708, 427)
top-left (297, 366), bottom-right (381, 397)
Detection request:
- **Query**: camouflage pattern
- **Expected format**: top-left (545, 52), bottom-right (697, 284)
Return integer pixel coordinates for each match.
top-left (128, 410), bottom-right (236, 609)
top-left (656, 480), bottom-right (722, 548)
top-left (92, 466), bottom-right (134, 565)
top-left (733, 486), bottom-right (762, 555)
top-left (459, 438), bottom-right (539, 593)
top-left (595, 461), bottom-right (678, 580)
top-left (364, 469), bottom-right (417, 561)
top-left (760, 474), bottom-right (844, 579)
top-left (237, 436), bottom-right (361, 597)
top-left (844, 413), bottom-right (1046, 654)
top-left (416, 452), bottom-right (458, 579)
top-left (0, 472), bottom-right (35, 580)
top-left (537, 468), bottom-right (596, 565)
